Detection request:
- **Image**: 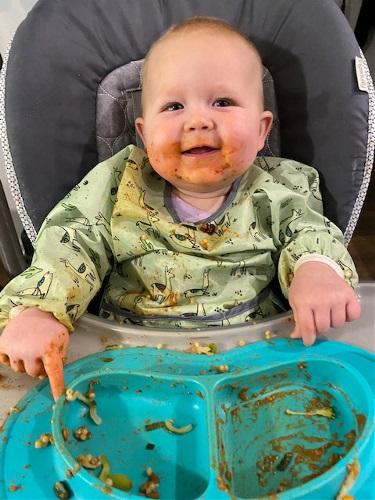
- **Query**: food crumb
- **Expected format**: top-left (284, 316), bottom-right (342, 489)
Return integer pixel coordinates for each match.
top-left (276, 452), bottom-right (293, 471)
top-left (35, 433), bottom-right (54, 448)
top-left (165, 419), bottom-right (193, 434)
top-left (101, 336), bottom-right (108, 343)
top-left (74, 425), bottom-right (92, 441)
top-left (218, 364), bottom-right (229, 373)
top-left (105, 344), bottom-right (124, 350)
top-left (264, 330), bottom-right (271, 340)
top-left (62, 428), bottom-right (70, 441)
top-left (156, 344), bottom-right (163, 349)
top-left (238, 387), bottom-right (248, 401)
top-left (336, 459), bottom-right (360, 500)
top-left (185, 341), bottom-right (217, 356)
top-left (217, 476), bottom-right (229, 492)
top-left (53, 480), bottom-right (72, 499)
top-left (10, 406), bottom-right (22, 413)
top-left (201, 238), bottom-right (209, 249)
top-left (139, 467), bottom-right (160, 498)
top-left (9, 484), bottom-right (20, 492)
top-left (238, 340), bottom-right (245, 346)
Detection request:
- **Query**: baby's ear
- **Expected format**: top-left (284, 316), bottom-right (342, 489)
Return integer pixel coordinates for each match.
top-left (258, 111), bottom-right (273, 150)
top-left (135, 117), bottom-right (147, 150)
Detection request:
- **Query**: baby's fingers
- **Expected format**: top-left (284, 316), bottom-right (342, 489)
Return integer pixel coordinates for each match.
top-left (346, 297), bottom-right (361, 322)
top-left (10, 359), bottom-right (26, 374)
top-left (43, 354), bottom-right (65, 402)
top-left (0, 352), bottom-right (25, 374)
top-left (290, 322), bottom-right (301, 339)
top-left (313, 309), bottom-right (331, 334)
top-left (330, 305), bottom-right (346, 330)
top-left (0, 353), bottom-right (10, 367)
top-left (290, 308), bottom-right (316, 346)
top-left (23, 358), bottom-right (46, 378)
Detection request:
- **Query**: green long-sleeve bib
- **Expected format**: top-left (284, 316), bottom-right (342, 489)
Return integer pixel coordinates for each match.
top-left (0, 146), bottom-right (358, 330)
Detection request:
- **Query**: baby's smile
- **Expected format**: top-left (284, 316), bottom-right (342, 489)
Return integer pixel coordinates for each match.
top-left (182, 146), bottom-right (219, 157)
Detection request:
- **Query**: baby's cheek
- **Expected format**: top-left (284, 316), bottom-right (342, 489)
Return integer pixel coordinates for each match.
top-left (148, 141), bottom-right (179, 160)
top-left (147, 141), bottom-right (181, 176)
top-left (220, 144), bottom-right (248, 175)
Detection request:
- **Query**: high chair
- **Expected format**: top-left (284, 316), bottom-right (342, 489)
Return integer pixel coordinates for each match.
top-left (0, 2), bottom-right (374, 499)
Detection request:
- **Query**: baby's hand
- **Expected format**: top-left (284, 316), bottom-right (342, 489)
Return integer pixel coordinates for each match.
top-left (0, 307), bottom-right (69, 401)
top-left (288, 261), bottom-right (361, 346)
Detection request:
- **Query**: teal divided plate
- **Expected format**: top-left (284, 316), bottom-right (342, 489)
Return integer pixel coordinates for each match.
top-left (0, 339), bottom-right (374, 499)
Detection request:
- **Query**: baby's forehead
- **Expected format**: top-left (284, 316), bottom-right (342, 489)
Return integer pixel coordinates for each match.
top-left (141, 27), bottom-right (264, 109)
top-left (146, 28), bottom-right (261, 73)
top-left (156, 27), bottom-right (256, 54)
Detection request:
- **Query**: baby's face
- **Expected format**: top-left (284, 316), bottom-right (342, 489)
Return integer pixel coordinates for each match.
top-left (136, 30), bottom-right (272, 195)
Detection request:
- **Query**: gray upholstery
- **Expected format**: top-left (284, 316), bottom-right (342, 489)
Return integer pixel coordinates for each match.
top-left (96, 60), bottom-right (143, 161)
top-left (0, 0), bottom-right (374, 252)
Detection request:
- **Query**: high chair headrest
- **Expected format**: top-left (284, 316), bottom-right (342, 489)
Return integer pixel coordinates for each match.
top-left (1, 0), bottom-right (373, 244)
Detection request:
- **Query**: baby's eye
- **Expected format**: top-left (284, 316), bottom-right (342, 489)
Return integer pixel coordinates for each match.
top-left (213, 98), bottom-right (234, 107)
top-left (163, 102), bottom-right (184, 112)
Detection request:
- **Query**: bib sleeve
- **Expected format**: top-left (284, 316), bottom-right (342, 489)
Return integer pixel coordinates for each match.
top-left (0, 147), bottom-right (133, 330)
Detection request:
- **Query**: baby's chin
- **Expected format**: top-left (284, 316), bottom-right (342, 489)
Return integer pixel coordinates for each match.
top-left (171, 178), bottom-right (235, 195)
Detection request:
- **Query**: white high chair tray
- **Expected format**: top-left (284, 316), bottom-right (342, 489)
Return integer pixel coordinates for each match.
top-left (0, 282), bottom-right (374, 425)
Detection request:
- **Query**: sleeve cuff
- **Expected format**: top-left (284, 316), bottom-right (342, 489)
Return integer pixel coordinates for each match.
top-left (8, 305), bottom-right (30, 320)
top-left (294, 254), bottom-right (344, 279)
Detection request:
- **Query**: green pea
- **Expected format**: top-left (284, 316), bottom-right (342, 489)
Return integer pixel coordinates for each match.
top-left (208, 343), bottom-right (217, 354)
top-left (108, 474), bottom-right (133, 491)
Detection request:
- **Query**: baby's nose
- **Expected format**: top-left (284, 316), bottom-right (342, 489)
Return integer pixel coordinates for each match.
top-left (184, 113), bottom-right (214, 131)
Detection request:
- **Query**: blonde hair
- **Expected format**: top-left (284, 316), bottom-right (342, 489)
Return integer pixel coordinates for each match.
top-left (141, 16), bottom-right (263, 105)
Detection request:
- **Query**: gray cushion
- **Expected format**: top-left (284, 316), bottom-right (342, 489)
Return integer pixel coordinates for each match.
top-left (1, 0), bottom-right (373, 241)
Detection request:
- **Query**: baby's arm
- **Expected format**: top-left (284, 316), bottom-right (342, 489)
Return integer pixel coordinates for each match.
top-left (271, 158), bottom-right (361, 345)
top-left (0, 149), bottom-right (126, 397)
top-left (0, 307), bottom-right (69, 400)
top-left (288, 261), bottom-right (361, 346)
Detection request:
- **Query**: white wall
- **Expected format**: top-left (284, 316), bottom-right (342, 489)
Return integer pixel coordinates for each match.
top-left (0, 0), bottom-right (38, 55)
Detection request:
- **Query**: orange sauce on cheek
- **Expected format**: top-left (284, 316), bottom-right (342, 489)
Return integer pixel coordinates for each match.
top-left (148, 141), bottom-right (180, 162)
top-left (147, 139), bottom-right (247, 181)
top-left (147, 141), bottom-right (182, 178)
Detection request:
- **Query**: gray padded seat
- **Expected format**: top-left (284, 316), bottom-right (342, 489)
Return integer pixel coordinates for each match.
top-left (0, 0), bottom-right (374, 270)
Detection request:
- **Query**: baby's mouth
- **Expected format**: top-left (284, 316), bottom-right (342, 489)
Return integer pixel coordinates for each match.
top-left (182, 146), bottom-right (218, 156)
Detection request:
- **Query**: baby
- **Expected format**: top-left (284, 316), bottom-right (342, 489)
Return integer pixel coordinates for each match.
top-left (0, 16), bottom-right (361, 400)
